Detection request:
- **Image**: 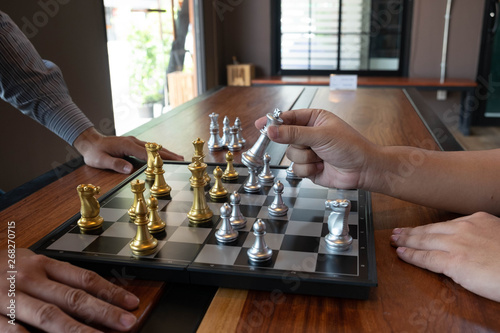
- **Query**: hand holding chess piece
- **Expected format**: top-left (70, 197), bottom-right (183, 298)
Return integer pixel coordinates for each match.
top-left (77, 184), bottom-right (104, 232)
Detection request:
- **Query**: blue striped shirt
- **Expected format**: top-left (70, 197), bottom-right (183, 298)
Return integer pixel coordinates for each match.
top-left (0, 11), bottom-right (94, 145)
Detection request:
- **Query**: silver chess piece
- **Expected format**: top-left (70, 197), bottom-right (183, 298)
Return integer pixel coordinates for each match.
top-left (247, 219), bottom-right (272, 262)
top-left (242, 108), bottom-right (283, 171)
top-left (242, 108), bottom-right (283, 192)
top-left (234, 117), bottom-right (246, 146)
top-left (229, 191), bottom-right (247, 229)
top-left (215, 203), bottom-right (238, 243)
top-left (208, 127), bottom-right (223, 151)
top-left (258, 153), bottom-right (275, 184)
top-left (268, 181), bottom-right (288, 217)
top-left (286, 162), bottom-right (302, 179)
top-left (228, 126), bottom-right (242, 151)
top-left (208, 113), bottom-right (222, 151)
top-left (325, 199), bottom-right (353, 251)
top-left (221, 116), bottom-right (230, 148)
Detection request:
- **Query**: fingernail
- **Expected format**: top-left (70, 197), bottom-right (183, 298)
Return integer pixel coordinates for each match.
top-left (125, 293), bottom-right (140, 307)
top-left (123, 164), bottom-right (132, 173)
top-left (396, 247), bottom-right (406, 254)
top-left (392, 228), bottom-right (402, 234)
top-left (120, 313), bottom-right (137, 328)
top-left (390, 234), bottom-right (400, 243)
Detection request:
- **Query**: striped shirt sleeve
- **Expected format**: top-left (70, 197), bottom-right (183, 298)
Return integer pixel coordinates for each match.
top-left (0, 11), bottom-right (94, 145)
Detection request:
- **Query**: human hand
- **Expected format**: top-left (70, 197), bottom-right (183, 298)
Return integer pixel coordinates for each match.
top-left (74, 127), bottom-right (184, 174)
top-left (0, 248), bottom-right (140, 332)
top-left (390, 212), bottom-right (500, 302)
top-left (255, 108), bottom-right (379, 189)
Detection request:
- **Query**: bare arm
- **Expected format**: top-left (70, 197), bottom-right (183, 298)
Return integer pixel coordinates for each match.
top-left (259, 108), bottom-right (500, 214)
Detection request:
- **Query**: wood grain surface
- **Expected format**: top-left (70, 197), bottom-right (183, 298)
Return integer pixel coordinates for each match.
top-left (2, 87), bottom-right (498, 333)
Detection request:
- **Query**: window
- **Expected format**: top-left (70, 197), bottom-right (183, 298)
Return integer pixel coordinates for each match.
top-left (273, 0), bottom-right (410, 76)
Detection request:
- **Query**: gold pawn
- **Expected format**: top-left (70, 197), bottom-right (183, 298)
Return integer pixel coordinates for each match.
top-left (128, 179), bottom-right (146, 220)
top-left (222, 151), bottom-right (239, 181)
top-left (148, 196), bottom-right (166, 233)
top-left (192, 138), bottom-right (211, 185)
top-left (130, 198), bottom-right (158, 256)
top-left (77, 184), bottom-right (104, 232)
top-left (187, 157), bottom-right (213, 225)
top-left (209, 166), bottom-right (228, 200)
top-left (145, 142), bottom-right (162, 180)
top-left (150, 152), bottom-right (171, 197)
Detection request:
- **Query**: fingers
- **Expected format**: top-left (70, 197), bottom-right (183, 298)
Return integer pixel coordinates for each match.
top-left (288, 161), bottom-right (324, 178)
top-left (390, 231), bottom-right (454, 252)
top-left (42, 257), bottom-right (139, 310)
top-left (254, 108), bottom-right (325, 129)
top-left (158, 148), bottom-right (184, 161)
top-left (17, 257), bottom-right (138, 331)
top-left (21, 282), bottom-right (137, 331)
top-left (395, 247), bottom-right (447, 275)
top-left (16, 292), bottom-right (104, 333)
top-left (0, 315), bottom-right (29, 333)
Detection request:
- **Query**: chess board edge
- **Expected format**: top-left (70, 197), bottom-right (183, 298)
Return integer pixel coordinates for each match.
top-left (30, 161), bottom-right (378, 299)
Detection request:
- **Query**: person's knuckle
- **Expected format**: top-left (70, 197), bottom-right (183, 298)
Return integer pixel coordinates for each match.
top-left (64, 288), bottom-right (88, 313)
top-left (35, 303), bottom-right (61, 327)
top-left (79, 269), bottom-right (100, 289)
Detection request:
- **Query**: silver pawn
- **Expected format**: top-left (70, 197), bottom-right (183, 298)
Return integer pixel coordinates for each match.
top-left (268, 181), bottom-right (288, 217)
top-left (243, 167), bottom-right (261, 193)
top-left (215, 203), bottom-right (238, 243)
top-left (221, 116), bottom-right (230, 148)
top-left (234, 117), bottom-right (246, 146)
top-left (228, 126), bottom-right (242, 151)
top-left (229, 191), bottom-right (247, 229)
top-left (258, 153), bottom-right (275, 184)
top-left (286, 162), bottom-right (301, 179)
top-left (325, 199), bottom-right (353, 251)
top-left (247, 219), bottom-right (272, 262)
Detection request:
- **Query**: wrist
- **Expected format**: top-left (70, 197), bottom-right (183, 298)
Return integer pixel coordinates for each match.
top-left (359, 144), bottom-right (394, 193)
top-left (73, 127), bottom-right (103, 154)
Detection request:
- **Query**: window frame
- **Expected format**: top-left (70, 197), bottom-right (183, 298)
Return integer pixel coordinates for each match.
top-left (270, 0), bottom-right (413, 77)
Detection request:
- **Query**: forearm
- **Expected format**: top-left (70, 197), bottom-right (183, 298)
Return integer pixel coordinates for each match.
top-left (367, 146), bottom-right (500, 215)
top-left (0, 11), bottom-right (93, 145)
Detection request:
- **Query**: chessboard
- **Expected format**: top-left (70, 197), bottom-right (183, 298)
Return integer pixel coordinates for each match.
top-left (30, 161), bottom-right (377, 299)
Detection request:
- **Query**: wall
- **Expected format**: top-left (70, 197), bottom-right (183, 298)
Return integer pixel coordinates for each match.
top-left (409, 0), bottom-right (485, 79)
top-left (203, 0), bottom-right (272, 89)
top-left (203, 0), bottom-right (485, 87)
top-left (0, 0), bottom-right (114, 193)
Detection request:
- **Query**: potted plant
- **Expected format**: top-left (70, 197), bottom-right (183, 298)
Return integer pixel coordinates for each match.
top-left (128, 23), bottom-right (169, 118)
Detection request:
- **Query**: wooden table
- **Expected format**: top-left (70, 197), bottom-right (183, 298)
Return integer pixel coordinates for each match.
top-left (1, 86), bottom-right (499, 332)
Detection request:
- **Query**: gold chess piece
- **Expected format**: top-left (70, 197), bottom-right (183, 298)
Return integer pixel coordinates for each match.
top-left (187, 156), bottom-right (213, 225)
top-left (209, 166), bottom-right (228, 200)
top-left (148, 196), bottom-right (166, 233)
top-left (222, 151), bottom-right (239, 181)
top-left (130, 198), bottom-right (158, 256)
top-left (128, 179), bottom-right (146, 220)
top-left (193, 138), bottom-right (211, 185)
top-left (145, 142), bottom-right (162, 180)
top-left (150, 152), bottom-right (171, 198)
top-left (77, 184), bottom-right (104, 231)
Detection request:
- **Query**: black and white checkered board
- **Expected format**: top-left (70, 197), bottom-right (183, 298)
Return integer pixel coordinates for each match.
top-left (31, 162), bottom-right (377, 299)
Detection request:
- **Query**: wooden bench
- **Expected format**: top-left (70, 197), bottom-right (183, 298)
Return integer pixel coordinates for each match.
top-left (252, 75), bottom-right (478, 135)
